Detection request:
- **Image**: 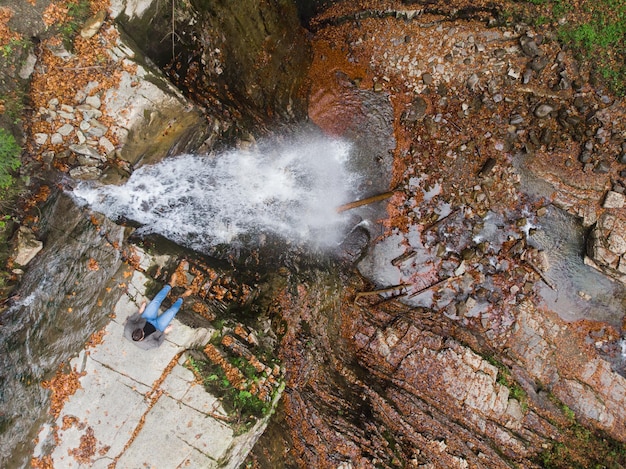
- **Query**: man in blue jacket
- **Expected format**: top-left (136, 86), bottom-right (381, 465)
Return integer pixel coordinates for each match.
top-left (124, 264), bottom-right (192, 350)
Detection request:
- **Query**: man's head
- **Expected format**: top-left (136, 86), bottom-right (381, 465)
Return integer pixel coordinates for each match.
top-left (131, 327), bottom-right (144, 341)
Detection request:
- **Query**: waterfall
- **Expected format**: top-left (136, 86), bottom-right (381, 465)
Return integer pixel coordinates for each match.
top-left (72, 134), bottom-right (358, 251)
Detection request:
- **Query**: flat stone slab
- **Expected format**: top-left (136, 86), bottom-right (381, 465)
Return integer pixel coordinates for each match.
top-left (33, 266), bottom-right (238, 468)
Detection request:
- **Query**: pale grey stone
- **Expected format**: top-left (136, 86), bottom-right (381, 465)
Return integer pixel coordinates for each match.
top-left (603, 191), bottom-right (625, 209)
top-left (69, 166), bottom-right (102, 179)
top-left (18, 52), bottom-right (37, 80)
top-left (57, 111), bottom-right (75, 120)
top-left (99, 136), bottom-right (115, 153)
top-left (69, 143), bottom-right (106, 161)
top-left (85, 95), bottom-right (102, 109)
top-left (12, 226), bottom-right (43, 266)
top-left (80, 10), bottom-right (107, 39)
top-left (86, 120), bottom-right (108, 138)
top-left (34, 133), bottom-right (48, 145)
top-left (50, 133), bottom-right (63, 145)
top-left (56, 123), bottom-right (75, 136)
top-left (76, 130), bottom-right (86, 144)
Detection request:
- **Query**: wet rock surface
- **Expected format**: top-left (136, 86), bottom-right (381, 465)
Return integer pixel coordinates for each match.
top-left (3, 0), bottom-right (626, 467)
top-left (250, 1), bottom-right (626, 467)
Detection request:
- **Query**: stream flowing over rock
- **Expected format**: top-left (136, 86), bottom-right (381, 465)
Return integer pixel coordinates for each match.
top-left (2, 0), bottom-right (626, 467)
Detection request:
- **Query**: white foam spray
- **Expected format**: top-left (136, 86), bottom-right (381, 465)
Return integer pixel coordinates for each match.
top-left (72, 135), bottom-right (358, 251)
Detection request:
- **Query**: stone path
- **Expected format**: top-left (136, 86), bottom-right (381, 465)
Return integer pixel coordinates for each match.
top-left (33, 252), bottom-right (268, 468)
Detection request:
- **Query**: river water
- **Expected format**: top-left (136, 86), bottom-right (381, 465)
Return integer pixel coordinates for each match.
top-left (0, 193), bottom-right (127, 468)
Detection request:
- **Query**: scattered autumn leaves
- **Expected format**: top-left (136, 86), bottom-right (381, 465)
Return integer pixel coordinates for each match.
top-left (0, 7), bottom-right (22, 46)
top-left (41, 363), bottom-right (85, 419)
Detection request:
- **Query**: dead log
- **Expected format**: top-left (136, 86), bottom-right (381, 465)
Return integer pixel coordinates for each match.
top-left (336, 191), bottom-right (395, 213)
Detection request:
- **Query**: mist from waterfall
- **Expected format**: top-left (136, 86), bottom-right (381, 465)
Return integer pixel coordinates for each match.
top-left (72, 134), bottom-right (359, 251)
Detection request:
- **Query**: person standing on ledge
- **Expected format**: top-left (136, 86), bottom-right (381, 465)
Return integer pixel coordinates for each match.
top-left (124, 262), bottom-right (192, 350)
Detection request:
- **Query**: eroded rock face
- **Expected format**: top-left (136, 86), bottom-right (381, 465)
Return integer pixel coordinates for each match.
top-left (587, 213), bottom-right (626, 284)
top-left (112, 0), bottom-right (311, 127)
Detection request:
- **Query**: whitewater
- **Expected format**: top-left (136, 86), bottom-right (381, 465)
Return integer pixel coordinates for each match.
top-left (72, 134), bottom-right (358, 252)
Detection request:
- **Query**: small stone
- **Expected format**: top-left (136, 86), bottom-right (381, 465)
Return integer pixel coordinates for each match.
top-left (34, 133), bottom-right (48, 145)
top-left (603, 191), bottom-right (625, 209)
top-left (80, 10), bottom-right (107, 39)
top-left (48, 98), bottom-right (59, 108)
top-left (79, 120), bottom-right (91, 131)
top-left (373, 82), bottom-right (383, 92)
top-left (593, 160), bottom-right (610, 174)
top-left (466, 73), bottom-right (479, 91)
top-left (85, 95), bottom-right (101, 109)
top-left (573, 96), bottom-right (586, 110)
top-left (69, 166), bottom-right (102, 180)
top-left (536, 206), bottom-right (548, 217)
top-left (522, 68), bottom-right (533, 84)
top-left (422, 72), bottom-right (433, 85)
top-left (75, 90), bottom-right (87, 103)
top-left (85, 120), bottom-right (108, 138)
top-left (69, 143), bottom-right (106, 161)
top-left (465, 296), bottom-right (478, 312)
top-left (58, 111), bottom-right (75, 120)
top-left (402, 96), bottom-right (428, 122)
top-left (60, 104), bottom-right (74, 113)
top-left (579, 151), bottom-right (592, 164)
top-left (510, 114), bottom-right (524, 125)
top-left (47, 42), bottom-right (73, 59)
top-left (534, 104), bottom-right (554, 118)
top-left (77, 105), bottom-right (103, 120)
top-left (76, 130), bottom-right (86, 144)
top-left (50, 133), bottom-right (63, 145)
top-left (99, 136), bottom-right (115, 154)
top-left (57, 123), bottom-right (75, 136)
top-left (529, 55), bottom-right (550, 72)
top-left (507, 68), bottom-right (520, 80)
top-left (520, 36), bottom-right (542, 57)
top-left (618, 153), bottom-right (626, 164)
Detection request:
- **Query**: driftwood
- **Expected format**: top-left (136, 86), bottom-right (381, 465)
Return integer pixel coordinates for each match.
top-left (354, 284), bottom-right (410, 303)
top-left (336, 191), bottom-right (395, 213)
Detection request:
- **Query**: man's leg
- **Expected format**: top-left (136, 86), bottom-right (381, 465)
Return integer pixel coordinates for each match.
top-left (153, 298), bottom-right (183, 331)
top-left (141, 285), bottom-right (171, 321)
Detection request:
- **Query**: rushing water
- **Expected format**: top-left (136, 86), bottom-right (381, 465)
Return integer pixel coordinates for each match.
top-left (0, 194), bottom-right (127, 468)
top-left (72, 134), bottom-right (361, 252)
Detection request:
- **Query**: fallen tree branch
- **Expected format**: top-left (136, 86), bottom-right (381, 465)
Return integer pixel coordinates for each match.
top-left (354, 283), bottom-right (410, 303)
top-left (408, 275), bottom-right (458, 298)
top-left (336, 191), bottom-right (395, 213)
